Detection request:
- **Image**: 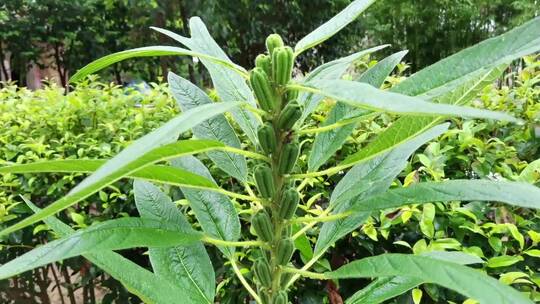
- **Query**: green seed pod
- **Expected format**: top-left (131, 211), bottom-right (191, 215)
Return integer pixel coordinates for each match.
top-left (286, 88), bottom-right (299, 103)
top-left (276, 238), bottom-right (295, 265)
top-left (257, 123), bottom-right (277, 155)
top-left (265, 34), bottom-right (284, 55)
top-left (277, 101), bottom-right (301, 130)
top-left (255, 54), bottom-right (272, 76)
top-left (280, 272), bottom-right (293, 289)
top-left (252, 211), bottom-right (274, 242)
top-left (258, 288), bottom-right (272, 304)
top-left (272, 46), bottom-right (294, 86)
top-left (254, 165), bottom-right (275, 198)
top-left (279, 187), bottom-right (300, 220)
top-left (254, 258), bottom-right (272, 287)
top-left (250, 68), bottom-right (276, 112)
top-left (278, 142), bottom-right (299, 175)
top-left (272, 291), bottom-right (288, 304)
top-left (281, 225), bottom-right (292, 238)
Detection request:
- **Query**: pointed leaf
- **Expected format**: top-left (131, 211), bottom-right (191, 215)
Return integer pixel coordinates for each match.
top-left (23, 198), bottom-right (201, 304)
top-left (169, 72), bottom-right (247, 181)
top-left (70, 46), bottom-right (246, 83)
top-left (134, 181), bottom-right (215, 303)
top-left (0, 218), bottom-right (201, 280)
top-left (350, 180), bottom-right (540, 212)
top-left (314, 124), bottom-right (448, 255)
top-left (308, 51), bottom-right (407, 171)
top-left (172, 156), bottom-right (240, 257)
top-left (327, 254), bottom-right (532, 304)
top-left (302, 80), bottom-right (520, 122)
top-left (0, 102), bottom-right (239, 237)
top-left (294, 0), bottom-right (376, 55)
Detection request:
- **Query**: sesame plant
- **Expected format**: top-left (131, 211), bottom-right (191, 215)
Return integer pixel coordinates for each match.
top-left (1, 0), bottom-right (540, 303)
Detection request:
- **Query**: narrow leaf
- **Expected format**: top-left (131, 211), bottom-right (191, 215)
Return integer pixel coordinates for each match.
top-left (134, 181), bottom-right (215, 303)
top-left (0, 218), bottom-right (201, 280)
top-left (314, 124), bottom-right (449, 255)
top-left (308, 51), bottom-right (407, 171)
top-left (302, 80), bottom-right (520, 122)
top-left (350, 180), bottom-right (540, 212)
top-left (294, 0), bottom-right (376, 55)
top-left (70, 46), bottom-right (246, 82)
top-left (328, 254), bottom-right (532, 304)
top-left (172, 156), bottom-right (241, 257)
top-left (23, 198), bottom-right (200, 304)
top-left (0, 102), bottom-right (239, 237)
top-left (169, 72), bottom-right (247, 181)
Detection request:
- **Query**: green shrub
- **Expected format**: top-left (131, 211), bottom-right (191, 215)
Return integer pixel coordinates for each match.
top-left (1, 1), bottom-right (540, 304)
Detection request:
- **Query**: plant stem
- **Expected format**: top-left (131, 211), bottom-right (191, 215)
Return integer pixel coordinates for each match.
top-left (202, 237), bottom-right (267, 248)
top-left (290, 212), bottom-right (350, 224)
top-left (281, 266), bottom-right (326, 280)
top-left (231, 258), bottom-right (262, 304)
top-left (221, 146), bottom-right (271, 163)
top-left (297, 112), bottom-right (378, 134)
top-left (292, 207), bottom-right (333, 240)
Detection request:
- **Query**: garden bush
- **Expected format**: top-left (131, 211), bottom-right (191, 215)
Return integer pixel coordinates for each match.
top-left (1, 1), bottom-right (540, 303)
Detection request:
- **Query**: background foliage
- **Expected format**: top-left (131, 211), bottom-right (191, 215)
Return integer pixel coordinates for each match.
top-left (1, 0), bottom-right (537, 87)
top-left (1, 52), bottom-right (538, 302)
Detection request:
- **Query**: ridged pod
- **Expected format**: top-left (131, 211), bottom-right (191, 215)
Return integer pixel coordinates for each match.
top-left (250, 67), bottom-right (276, 112)
top-left (276, 238), bottom-right (295, 265)
top-left (280, 272), bottom-right (293, 289)
top-left (286, 88), bottom-right (299, 103)
top-left (278, 142), bottom-right (299, 175)
top-left (254, 258), bottom-right (272, 287)
top-left (259, 288), bottom-right (272, 304)
top-left (252, 211), bottom-right (274, 242)
top-left (273, 291), bottom-right (288, 304)
top-left (281, 225), bottom-right (292, 238)
top-left (277, 101), bottom-right (301, 130)
top-left (272, 46), bottom-right (294, 86)
top-left (257, 123), bottom-right (277, 155)
top-left (265, 34), bottom-right (284, 56)
top-left (255, 54), bottom-right (272, 76)
top-left (278, 187), bottom-right (300, 220)
top-left (254, 165), bottom-right (275, 198)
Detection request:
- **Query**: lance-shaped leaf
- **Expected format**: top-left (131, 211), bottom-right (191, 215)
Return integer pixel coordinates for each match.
top-left (346, 251), bottom-right (484, 304)
top-left (392, 16), bottom-right (540, 96)
top-left (70, 46), bottom-right (247, 82)
top-left (350, 180), bottom-right (540, 213)
top-left (326, 254), bottom-right (532, 304)
top-left (300, 80), bottom-right (520, 122)
top-left (23, 198), bottom-right (202, 304)
top-left (134, 181), bottom-right (215, 303)
top-left (308, 51), bottom-right (407, 171)
top-left (338, 66), bottom-right (507, 169)
top-left (169, 72), bottom-right (247, 182)
top-left (294, 0), bottom-right (376, 55)
top-left (172, 156), bottom-right (240, 257)
top-left (154, 18), bottom-right (260, 145)
top-left (0, 102), bottom-right (240, 237)
top-left (0, 218), bottom-right (201, 280)
top-left (314, 124), bottom-right (449, 255)
top-left (299, 45), bottom-right (389, 122)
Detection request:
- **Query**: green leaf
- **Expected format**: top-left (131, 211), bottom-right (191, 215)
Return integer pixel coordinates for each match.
top-left (392, 17), bottom-right (540, 96)
top-left (134, 181), bottom-right (215, 303)
top-left (487, 255), bottom-right (524, 268)
top-left (0, 217), bottom-right (201, 280)
top-left (340, 66), bottom-right (506, 169)
top-left (299, 45), bottom-right (389, 122)
top-left (0, 160), bottom-right (218, 190)
top-left (172, 156), bottom-right (240, 257)
top-left (517, 159), bottom-right (540, 183)
top-left (314, 124), bottom-right (448, 255)
top-left (349, 180), bottom-right (540, 212)
top-left (22, 198), bottom-right (200, 304)
top-left (328, 254), bottom-right (532, 304)
top-left (294, 0), bottom-right (376, 55)
top-left (183, 17), bottom-right (260, 145)
top-left (70, 46), bottom-right (246, 83)
top-left (169, 72), bottom-right (247, 182)
top-left (345, 251), bottom-right (483, 304)
top-left (301, 80), bottom-right (520, 122)
top-left (0, 102), bottom-right (239, 237)
top-left (308, 51), bottom-right (407, 171)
